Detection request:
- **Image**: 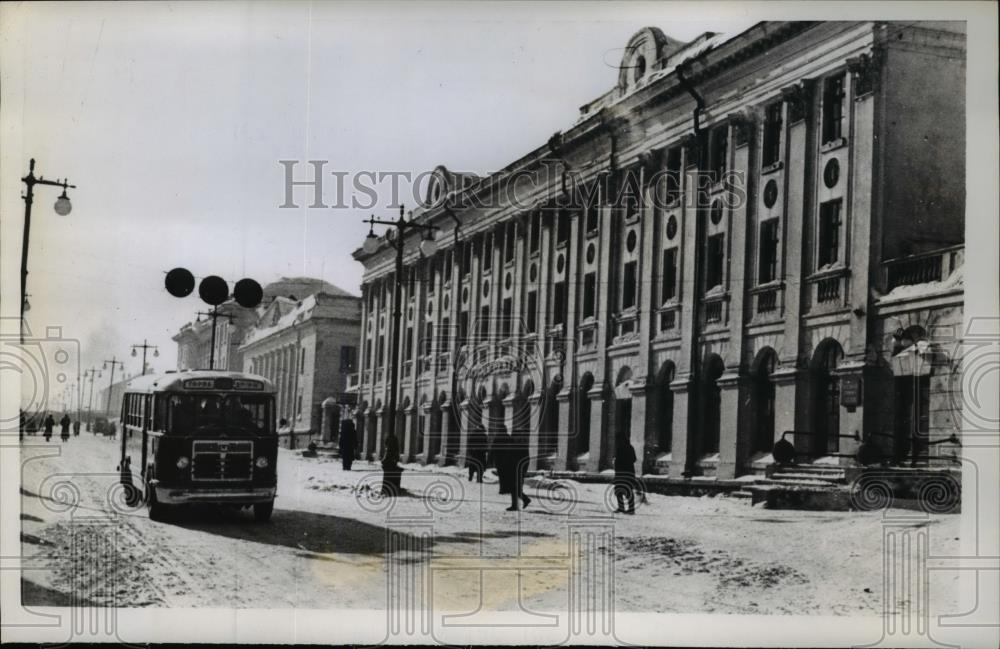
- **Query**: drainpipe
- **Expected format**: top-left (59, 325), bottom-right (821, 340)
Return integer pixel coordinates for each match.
top-left (676, 58), bottom-right (709, 477)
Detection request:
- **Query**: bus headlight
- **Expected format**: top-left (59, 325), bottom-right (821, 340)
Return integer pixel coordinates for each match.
top-left (255, 456), bottom-right (269, 469)
top-left (176, 456), bottom-right (190, 469)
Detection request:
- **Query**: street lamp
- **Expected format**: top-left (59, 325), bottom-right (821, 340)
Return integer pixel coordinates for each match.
top-left (20, 158), bottom-right (76, 341)
top-left (362, 205), bottom-right (438, 496)
top-left (131, 340), bottom-right (160, 376)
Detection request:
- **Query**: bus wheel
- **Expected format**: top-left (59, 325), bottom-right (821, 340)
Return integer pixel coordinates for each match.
top-left (146, 480), bottom-right (168, 522)
top-left (253, 500), bottom-right (274, 523)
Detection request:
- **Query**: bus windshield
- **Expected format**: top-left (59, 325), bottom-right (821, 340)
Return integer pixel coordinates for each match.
top-left (164, 393), bottom-right (273, 435)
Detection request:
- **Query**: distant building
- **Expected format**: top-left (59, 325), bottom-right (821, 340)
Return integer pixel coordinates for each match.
top-left (240, 287), bottom-right (362, 448)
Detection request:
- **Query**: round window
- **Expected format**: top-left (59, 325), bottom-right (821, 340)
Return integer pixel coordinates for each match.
top-left (710, 199), bottom-right (724, 225)
top-left (505, 273), bottom-right (512, 291)
top-left (425, 302), bottom-right (433, 317)
top-left (586, 243), bottom-right (596, 264)
top-left (443, 294), bottom-right (450, 310)
top-left (763, 179), bottom-right (778, 208)
top-left (482, 280), bottom-right (490, 298)
top-left (666, 215), bottom-right (678, 240)
top-left (529, 264), bottom-right (537, 282)
top-left (556, 254), bottom-right (565, 273)
top-left (407, 306), bottom-right (413, 321)
top-left (823, 158), bottom-right (840, 189)
top-left (626, 229), bottom-right (637, 253)
top-left (462, 286), bottom-right (469, 304)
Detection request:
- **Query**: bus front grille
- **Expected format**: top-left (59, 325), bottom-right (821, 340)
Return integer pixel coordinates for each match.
top-left (192, 440), bottom-right (253, 481)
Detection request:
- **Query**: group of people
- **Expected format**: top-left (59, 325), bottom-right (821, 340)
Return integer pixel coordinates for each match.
top-left (333, 417), bottom-right (639, 515)
top-left (40, 413), bottom-right (78, 442)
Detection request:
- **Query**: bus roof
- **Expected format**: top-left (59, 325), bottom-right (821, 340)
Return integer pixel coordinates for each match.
top-left (125, 369), bottom-right (276, 394)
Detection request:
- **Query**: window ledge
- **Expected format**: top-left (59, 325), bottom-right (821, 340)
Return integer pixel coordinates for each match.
top-left (586, 228), bottom-right (600, 239)
top-left (761, 160), bottom-right (784, 176)
top-left (821, 137), bottom-right (847, 153)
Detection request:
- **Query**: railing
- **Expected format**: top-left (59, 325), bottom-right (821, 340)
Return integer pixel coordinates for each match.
top-left (883, 245), bottom-right (964, 291)
top-left (436, 352), bottom-right (451, 375)
top-left (756, 288), bottom-right (778, 314)
top-left (807, 267), bottom-right (849, 308)
top-left (374, 367), bottom-right (384, 384)
top-left (402, 360), bottom-right (412, 379)
top-left (704, 299), bottom-right (724, 324)
top-left (816, 277), bottom-right (840, 303)
top-left (612, 310), bottom-right (639, 344)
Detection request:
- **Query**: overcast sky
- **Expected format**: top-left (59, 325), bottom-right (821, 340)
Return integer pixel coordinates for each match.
top-left (2, 2), bottom-right (758, 387)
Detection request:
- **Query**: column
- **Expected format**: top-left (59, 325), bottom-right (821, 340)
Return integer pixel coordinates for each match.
top-left (668, 375), bottom-right (695, 478)
top-left (526, 393), bottom-right (543, 471)
top-left (457, 400), bottom-right (472, 468)
top-left (437, 397), bottom-right (452, 466)
top-left (556, 388), bottom-right (575, 470)
top-left (772, 367), bottom-right (808, 456)
top-left (717, 372), bottom-right (750, 479)
top-left (585, 383), bottom-right (607, 473)
top-left (401, 404), bottom-right (417, 462)
top-left (627, 382), bottom-right (649, 475)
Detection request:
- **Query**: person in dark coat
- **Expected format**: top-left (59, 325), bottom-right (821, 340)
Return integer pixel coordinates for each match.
top-left (43, 414), bottom-right (55, 442)
top-left (60, 414), bottom-right (71, 441)
top-left (73, 420), bottom-right (81, 436)
top-left (466, 427), bottom-right (487, 483)
top-left (613, 436), bottom-right (637, 514)
top-left (506, 430), bottom-right (531, 511)
top-left (490, 426), bottom-right (510, 495)
top-left (339, 419), bottom-right (357, 471)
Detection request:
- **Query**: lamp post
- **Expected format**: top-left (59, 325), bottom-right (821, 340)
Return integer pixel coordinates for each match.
top-left (131, 339), bottom-right (160, 376)
top-left (84, 367), bottom-right (101, 431)
top-left (20, 159), bottom-right (76, 341)
top-left (103, 357), bottom-right (124, 416)
top-left (362, 205), bottom-right (438, 495)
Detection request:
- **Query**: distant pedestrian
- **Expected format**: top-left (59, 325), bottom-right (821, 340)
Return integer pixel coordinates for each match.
top-left (466, 427), bottom-right (487, 483)
top-left (43, 414), bottom-right (55, 442)
top-left (339, 419), bottom-right (357, 471)
top-left (73, 420), bottom-right (81, 436)
top-left (505, 430), bottom-right (531, 511)
top-left (613, 436), bottom-right (637, 514)
top-left (60, 414), bottom-right (71, 442)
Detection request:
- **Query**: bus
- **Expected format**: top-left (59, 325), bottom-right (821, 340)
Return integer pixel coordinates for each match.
top-left (118, 369), bottom-right (278, 522)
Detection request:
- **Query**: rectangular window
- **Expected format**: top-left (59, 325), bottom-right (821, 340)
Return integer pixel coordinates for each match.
top-left (706, 234), bottom-right (725, 289)
top-left (300, 347), bottom-right (306, 374)
top-left (585, 203), bottom-right (599, 233)
top-left (440, 317), bottom-right (450, 349)
top-left (552, 282), bottom-right (566, 327)
top-left (529, 213), bottom-right (541, 253)
top-left (339, 346), bottom-right (355, 372)
top-left (822, 74), bottom-right (846, 144)
top-left (622, 261), bottom-right (637, 309)
top-left (459, 311), bottom-right (469, 344)
top-left (762, 103), bottom-right (783, 167)
top-left (710, 126), bottom-right (728, 181)
top-left (444, 250), bottom-right (454, 280)
top-left (583, 272), bottom-right (597, 319)
top-left (423, 323), bottom-right (434, 355)
top-left (556, 211), bottom-right (570, 244)
top-left (501, 298), bottom-right (512, 338)
top-left (460, 243), bottom-right (471, 278)
top-left (526, 291), bottom-right (537, 334)
top-left (377, 335), bottom-right (385, 366)
top-left (759, 219), bottom-right (780, 283)
top-left (364, 341), bottom-right (372, 369)
top-left (482, 233), bottom-right (493, 272)
top-left (405, 325), bottom-right (415, 357)
top-left (504, 221), bottom-right (516, 263)
top-left (818, 200), bottom-right (842, 267)
top-left (479, 306), bottom-right (490, 341)
top-left (661, 248), bottom-right (677, 303)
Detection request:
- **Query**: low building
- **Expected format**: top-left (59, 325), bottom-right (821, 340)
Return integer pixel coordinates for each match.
top-left (240, 286), bottom-right (362, 448)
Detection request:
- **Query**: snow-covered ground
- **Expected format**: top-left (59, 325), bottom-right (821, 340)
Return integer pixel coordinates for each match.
top-left (19, 434), bottom-right (960, 614)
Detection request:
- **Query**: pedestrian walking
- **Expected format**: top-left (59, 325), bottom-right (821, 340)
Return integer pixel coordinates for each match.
top-left (73, 420), bottom-right (81, 436)
top-left (43, 413), bottom-right (55, 442)
top-left (490, 425), bottom-right (510, 495)
top-left (339, 419), bottom-right (357, 471)
top-left (506, 429), bottom-right (531, 511)
top-left (466, 426), bottom-right (487, 483)
top-left (60, 414), bottom-right (71, 442)
top-left (613, 436), bottom-right (637, 514)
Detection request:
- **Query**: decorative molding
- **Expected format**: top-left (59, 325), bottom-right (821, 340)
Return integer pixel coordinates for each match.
top-left (780, 79), bottom-right (815, 124)
top-left (847, 51), bottom-right (880, 97)
top-left (727, 108), bottom-right (758, 147)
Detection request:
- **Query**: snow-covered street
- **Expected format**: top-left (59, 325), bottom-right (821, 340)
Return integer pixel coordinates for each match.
top-left (19, 433), bottom-right (960, 614)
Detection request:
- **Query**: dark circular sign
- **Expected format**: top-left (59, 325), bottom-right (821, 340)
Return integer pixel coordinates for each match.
top-left (198, 275), bottom-right (229, 306)
top-left (763, 179), bottom-right (779, 208)
top-left (233, 278), bottom-right (263, 308)
top-left (824, 158), bottom-right (840, 188)
top-left (666, 215), bottom-right (678, 240)
top-left (165, 267), bottom-right (195, 298)
top-left (710, 199), bottom-right (724, 225)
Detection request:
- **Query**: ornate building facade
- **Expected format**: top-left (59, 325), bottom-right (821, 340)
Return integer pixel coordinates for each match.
top-left (349, 21), bottom-right (966, 479)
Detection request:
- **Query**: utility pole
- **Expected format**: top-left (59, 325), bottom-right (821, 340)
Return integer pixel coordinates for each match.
top-left (103, 357), bottom-right (124, 416)
top-left (131, 339), bottom-right (160, 375)
top-left (83, 367), bottom-right (100, 431)
top-left (20, 158), bottom-right (76, 342)
top-left (196, 307), bottom-right (235, 370)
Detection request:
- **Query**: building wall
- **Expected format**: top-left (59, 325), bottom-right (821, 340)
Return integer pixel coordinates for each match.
top-left (350, 21), bottom-right (966, 478)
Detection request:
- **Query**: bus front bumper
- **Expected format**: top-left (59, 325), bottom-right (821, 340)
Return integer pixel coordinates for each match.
top-left (155, 486), bottom-right (276, 505)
